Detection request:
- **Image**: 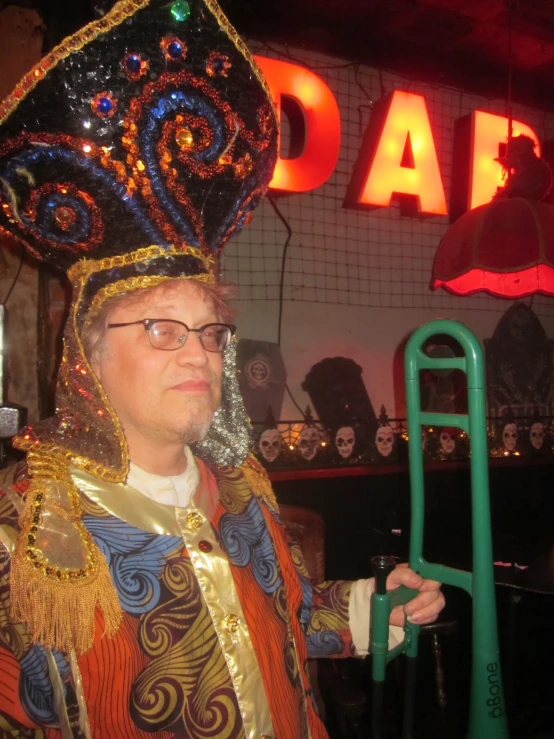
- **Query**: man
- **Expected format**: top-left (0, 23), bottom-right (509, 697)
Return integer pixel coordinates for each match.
top-left (0, 1), bottom-right (443, 736)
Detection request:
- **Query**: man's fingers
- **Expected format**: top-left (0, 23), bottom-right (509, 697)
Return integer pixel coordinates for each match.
top-left (383, 564), bottom-right (445, 628)
top-left (390, 604), bottom-right (406, 628)
top-left (386, 565), bottom-right (423, 591)
top-left (405, 591), bottom-right (446, 623)
top-left (389, 591), bottom-right (445, 627)
top-left (417, 578), bottom-right (441, 592)
top-left (385, 563), bottom-right (441, 595)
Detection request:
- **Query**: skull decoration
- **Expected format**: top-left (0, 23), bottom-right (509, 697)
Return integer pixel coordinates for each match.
top-left (259, 428), bottom-right (282, 463)
top-left (375, 425), bottom-right (394, 457)
top-left (251, 361), bottom-right (268, 382)
top-left (502, 423), bottom-right (518, 452)
top-left (374, 405), bottom-right (395, 458)
top-left (422, 427), bottom-right (428, 451)
top-left (335, 426), bottom-right (355, 459)
top-left (529, 421), bottom-right (544, 450)
top-left (297, 426), bottom-right (320, 461)
top-left (439, 427), bottom-right (457, 456)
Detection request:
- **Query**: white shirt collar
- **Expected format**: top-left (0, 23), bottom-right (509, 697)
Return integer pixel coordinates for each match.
top-left (127, 445), bottom-right (200, 509)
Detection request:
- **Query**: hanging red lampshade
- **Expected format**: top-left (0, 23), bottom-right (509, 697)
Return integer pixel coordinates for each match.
top-left (431, 196), bottom-right (554, 298)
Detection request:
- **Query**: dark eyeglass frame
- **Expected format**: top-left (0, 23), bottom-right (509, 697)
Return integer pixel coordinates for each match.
top-left (106, 319), bottom-right (236, 353)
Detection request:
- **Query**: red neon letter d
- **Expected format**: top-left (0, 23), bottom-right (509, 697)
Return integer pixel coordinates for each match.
top-left (255, 56), bottom-right (341, 193)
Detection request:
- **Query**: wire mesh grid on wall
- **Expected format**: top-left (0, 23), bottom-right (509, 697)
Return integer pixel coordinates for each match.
top-left (222, 43), bottom-right (554, 318)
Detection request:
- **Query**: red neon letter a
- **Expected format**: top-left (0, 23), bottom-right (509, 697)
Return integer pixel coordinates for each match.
top-left (353, 91), bottom-right (447, 215)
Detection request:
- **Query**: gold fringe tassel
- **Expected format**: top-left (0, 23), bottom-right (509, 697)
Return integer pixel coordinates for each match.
top-left (10, 548), bottom-right (121, 654)
top-left (241, 456), bottom-right (279, 513)
top-left (9, 447), bottom-right (122, 654)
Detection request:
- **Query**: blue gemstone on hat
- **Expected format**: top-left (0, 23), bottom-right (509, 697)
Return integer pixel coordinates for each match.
top-left (168, 41), bottom-right (182, 58)
top-left (213, 58), bottom-right (225, 73)
top-left (96, 96), bottom-right (113, 114)
top-left (126, 54), bottom-right (142, 73)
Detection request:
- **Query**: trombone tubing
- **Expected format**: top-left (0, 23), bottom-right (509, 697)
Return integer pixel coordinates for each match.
top-left (403, 319), bottom-right (509, 737)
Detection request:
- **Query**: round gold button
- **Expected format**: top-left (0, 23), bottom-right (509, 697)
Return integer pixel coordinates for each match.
top-left (185, 512), bottom-right (203, 531)
top-left (223, 613), bottom-right (240, 634)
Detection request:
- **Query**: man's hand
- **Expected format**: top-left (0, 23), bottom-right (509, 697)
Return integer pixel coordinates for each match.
top-left (386, 563), bottom-right (445, 628)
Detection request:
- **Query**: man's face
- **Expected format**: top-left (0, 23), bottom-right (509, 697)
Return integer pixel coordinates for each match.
top-left (91, 281), bottom-right (223, 450)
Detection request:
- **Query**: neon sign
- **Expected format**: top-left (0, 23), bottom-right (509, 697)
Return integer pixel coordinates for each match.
top-left (468, 111), bottom-right (540, 210)
top-left (254, 56), bottom-right (341, 193)
top-left (257, 56), bottom-right (543, 216)
top-left (346, 90), bottom-right (447, 216)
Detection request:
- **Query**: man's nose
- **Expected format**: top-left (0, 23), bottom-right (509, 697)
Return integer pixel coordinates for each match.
top-left (174, 332), bottom-right (209, 366)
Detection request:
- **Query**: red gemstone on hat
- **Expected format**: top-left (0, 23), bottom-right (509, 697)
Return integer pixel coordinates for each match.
top-left (54, 206), bottom-right (77, 230)
top-left (198, 540), bottom-right (213, 553)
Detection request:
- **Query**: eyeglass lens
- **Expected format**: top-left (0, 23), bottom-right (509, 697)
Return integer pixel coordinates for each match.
top-left (149, 321), bottom-right (231, 352)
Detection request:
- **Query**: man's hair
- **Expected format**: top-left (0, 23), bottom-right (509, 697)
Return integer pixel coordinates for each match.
top-left (82, 279), bottom-right (237, 363)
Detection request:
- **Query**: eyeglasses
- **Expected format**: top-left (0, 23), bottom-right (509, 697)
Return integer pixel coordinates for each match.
top-left (106, 319), bottom-right (236, 352)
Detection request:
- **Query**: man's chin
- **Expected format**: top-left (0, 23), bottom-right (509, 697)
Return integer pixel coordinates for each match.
top-left (173, 401), bottom-right (217, 445)
top-left (181, 419), bottom-right (213, 445)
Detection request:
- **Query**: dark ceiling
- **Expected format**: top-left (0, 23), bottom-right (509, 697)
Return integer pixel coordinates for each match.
top-left (226, 0), bottom-right (554, 111)
top-left (4, 0), bottom-right (554, 110)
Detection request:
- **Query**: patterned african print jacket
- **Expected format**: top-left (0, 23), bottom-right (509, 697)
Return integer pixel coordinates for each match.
top-left (0, 455), bottom-right (356, 739)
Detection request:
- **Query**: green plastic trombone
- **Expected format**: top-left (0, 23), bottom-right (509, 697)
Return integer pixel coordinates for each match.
top-left (369, 319), bottom-right (510, 739)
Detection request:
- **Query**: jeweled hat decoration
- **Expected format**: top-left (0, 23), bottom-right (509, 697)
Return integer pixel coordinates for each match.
top-left (0, 0), bottom-right (277, 278)
top-left (0, 0), bottom-right (278, 654)
top-left (0, 0), bottom-right (278, 476)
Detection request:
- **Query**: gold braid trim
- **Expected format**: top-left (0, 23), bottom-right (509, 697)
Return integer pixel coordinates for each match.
top-left (85, 273), bottom-right (215, 324)
top-left (67, 244), bottom-right (214, 282)
top-left (203, 0), bottom-right (278, 126)
top-left (14, 438), bottom-right (128, 484)
top-left (241, 455), bottom-right (279, 514)
top-left (9, 446), bottom-right (122, 654)
top-left (68, 244), bottom-right (216, 326)
top-left (0, 0), bottom-right (150, 126)
top-left (56, 267), bottom-right (130, 483)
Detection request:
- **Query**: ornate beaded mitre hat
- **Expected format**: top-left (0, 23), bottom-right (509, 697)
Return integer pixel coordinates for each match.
top-left (0, 0), bottom-right (278, 478)
top-left (0, 0), bottom-right (278, 653)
